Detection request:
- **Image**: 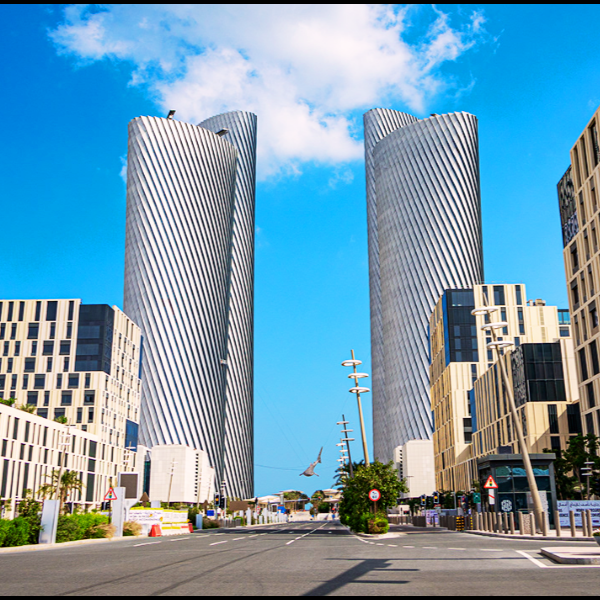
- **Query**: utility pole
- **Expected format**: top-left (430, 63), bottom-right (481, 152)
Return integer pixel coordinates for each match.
top-left (472, 295), bottom-right (545, 532)
top-left (342, 350), bottom-right (370, 466)
top-left (582, 461), bottom-right (594, 501)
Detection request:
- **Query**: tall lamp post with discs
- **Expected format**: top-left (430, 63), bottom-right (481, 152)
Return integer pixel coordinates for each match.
top-left (471, 301), bottom-right (545, 532)
top-left (342, 350), bottom-right (370, 467)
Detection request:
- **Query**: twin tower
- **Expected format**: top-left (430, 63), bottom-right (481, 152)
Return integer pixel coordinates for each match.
top-left (123, 107), bottom-right (483, 499)
top-left (123, 112), bottom-right (257, 501)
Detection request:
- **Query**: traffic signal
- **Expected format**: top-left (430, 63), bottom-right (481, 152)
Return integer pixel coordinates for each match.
top-left (420, 495), bottom-right (426, 507)
top-left (432, 491), bottom-right (440, 505)
top-left (219, 496), bottom-right (226, 509)
top-left (215, 494), bottom-right (220, 507)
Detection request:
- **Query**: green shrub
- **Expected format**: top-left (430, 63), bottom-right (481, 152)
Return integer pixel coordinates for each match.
top-left (3, 518), bottom-right (31, 547)
top-left (56, 513), bottom-right (111, 543)
top-left (368, 516), bottom-right (389, 535)
top-left (123, 521), bottom-right (142, 537)
top-left (0, 519), bottom-right (12, 546)
top-left (203, 518), bottom-right (220, 529)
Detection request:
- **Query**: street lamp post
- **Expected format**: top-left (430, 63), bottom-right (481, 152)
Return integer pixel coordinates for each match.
top-left (337, 416), bottom-right (355, 477)
top-left (472, 302), bottom-right (545, 532)
top-left (582, 461), bottom-right (594, 501)
top-left (342, 350), bottom-right (370, 466)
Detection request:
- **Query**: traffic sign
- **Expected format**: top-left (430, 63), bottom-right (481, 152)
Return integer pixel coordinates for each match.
top-left (104, 487), bottom-right (118, 501)
top-left (369, 489), bottom-right (381, 502)
top-left (472, 492), bottom-right (481, 504)
top-left (483, 476), bottom-right (498, 489)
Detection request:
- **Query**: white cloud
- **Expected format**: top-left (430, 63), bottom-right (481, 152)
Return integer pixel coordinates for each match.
top-left (51, 4), bottom-right (486, 179)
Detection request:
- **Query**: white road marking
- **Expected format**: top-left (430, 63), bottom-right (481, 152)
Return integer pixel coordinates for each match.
top-left (449, 548), bottom-right (466, 551)
top-left (516, 550), bottom-right (600, 569)
top-left (286, 540), bottom-right (295, 545)
top-left (210, 541), bottom-right (228, 546)
top-left (168, 538), bottom-right (189, 542)
top-left (133, 542), bottom-right (162, 547)
top-left (376, 543), bottom-right (384, 546)
top-left (480, 549), bottom-right (503, 552)
top-left (232, 537), bottom-right (245, 541)
top-left (403, 546), bottom-right (415, 548)
top-left (387, 545), bottom-right (397, 547)
top-left (423, 547), bottom-right (437, 549)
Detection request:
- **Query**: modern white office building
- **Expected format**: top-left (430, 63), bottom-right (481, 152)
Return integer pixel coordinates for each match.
top-left (364, 110), bottom-right (484, 464)
top-left (147, 444), bottom-right (215, 505)
top-left (0, 298), bottom-right (143, 509)
top-left (394, 440), bottom-right (435, 499)
top-left (123, 111), bottom-right (257, 500)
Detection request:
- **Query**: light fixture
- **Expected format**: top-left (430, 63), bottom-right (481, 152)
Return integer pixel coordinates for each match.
top-left (167, 110), bottom-right (176, 119)
top-left (480, 321), bottom-right (508, 330)
top-left (216, 129), bottom-right (229, 137)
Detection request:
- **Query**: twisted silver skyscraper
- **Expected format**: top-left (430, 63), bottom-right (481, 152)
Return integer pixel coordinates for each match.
top-left (124, 111), bottom-right (256, 500)
top-left (365, 109), bottom-right (484, 464)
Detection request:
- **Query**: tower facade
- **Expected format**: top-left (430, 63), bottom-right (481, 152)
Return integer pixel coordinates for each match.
top-left (124, 112), bottom-right (257, 499)
top-left (365, 110), bottom-right (484, 464)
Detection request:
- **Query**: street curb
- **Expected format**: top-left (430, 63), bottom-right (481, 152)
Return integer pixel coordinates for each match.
top-left (0, 534), bottom-right (149, 554)
top-left (341, 524), bottom-right (406, 539)
top-left (464, 530), bottom-right (596, 542)
top-left (541, 547), bottom-right (600, 565)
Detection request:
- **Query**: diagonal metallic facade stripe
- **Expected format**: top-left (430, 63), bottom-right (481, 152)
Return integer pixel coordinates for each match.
top-left (124, 115), bottom-right (239, 488)
top-left (364, 109), bottom-right (419, 462)
top-left (366, 110), bottom-right (484, 464)
top-left (199, 111), bottom-right (257, 501)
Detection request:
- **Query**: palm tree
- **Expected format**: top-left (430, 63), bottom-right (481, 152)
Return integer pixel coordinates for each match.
top-left (38, 470), bottom-right (85, 512)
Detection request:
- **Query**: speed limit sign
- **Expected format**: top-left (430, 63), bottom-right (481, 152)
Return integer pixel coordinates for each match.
top-left (369, 489), bottom-right (381, 502)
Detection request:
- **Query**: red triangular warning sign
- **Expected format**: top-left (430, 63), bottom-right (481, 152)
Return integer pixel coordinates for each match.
top-left (104, 487), bottom-right (118, 501)
top-left (483, 476), bottom-right (498, 489)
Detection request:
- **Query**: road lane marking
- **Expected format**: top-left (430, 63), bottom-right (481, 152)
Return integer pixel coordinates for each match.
top-left (376, 543), bottom-right (384, 546)
top-left (423, 547), bottom-right (437, 549)
top-left (232, 537), bottom-right (245, 541)
top-left (133, 542), bottom-right (162, 547)
top-left (480, 549), bottom-right (503, 552)
top-left (403, 546), bottom-right (415, 548)
top-left (210, 541), bottom-right (228, 546)
top-left (387, 545), bottom-right (397, 547)
top-left (449, 548), bottom-right (465, 551)
top-left (168, 538), bottom-right (190, 542)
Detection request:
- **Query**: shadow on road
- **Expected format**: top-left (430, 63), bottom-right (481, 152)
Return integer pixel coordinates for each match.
top-left (302, 559), bottom-right (417, 596)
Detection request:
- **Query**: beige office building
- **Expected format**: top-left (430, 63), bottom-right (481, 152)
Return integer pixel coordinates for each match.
top-left (429, 284), bottom-right (577, 492)
top-left (558, 105), bottom-right (600, 439)
top-left (0, 299), bottom-right (142, 506)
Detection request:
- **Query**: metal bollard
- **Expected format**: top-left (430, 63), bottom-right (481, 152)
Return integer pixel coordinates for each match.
top-left (587, 510), bottom-right (594, 538)
top-left (496, 512), bottom-right (502, 533)
top-left (509, 512), bottom-right (515, 535)
top-left (502, 512), bottom-right (508, 534)
top-left (582, 512), bottom-right (589, 538)
top-left (541, 511), bottom-right (548, 537)
top-left (529, 512), bottom-right (535, 536)
top-left (487, 511), bottom-right (492, 532)
top-left (569, 510), bottom-right (577, 538)
top-left (555, 511), bottom-right (561, 538)
top-left (518, 511), bottom-right (524, 535)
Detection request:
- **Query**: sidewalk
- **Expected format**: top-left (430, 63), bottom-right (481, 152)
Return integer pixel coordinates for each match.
top-left (0, 534), bottom-right (149, 555)
top-left (464, 529), bottom-right (595, 541)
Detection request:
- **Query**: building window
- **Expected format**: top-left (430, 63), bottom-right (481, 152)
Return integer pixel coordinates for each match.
top-left (18, 302), bottom-right (25, 322)
top-left (14, 342), bottom-right (20, 357)
top-left (68, 301), bottom-right (75, 321)
top-left (34, 375), bottom-right (45, 389)
top-left (63, 358), bottom-right (69, 372)
top-left (579, 348), bottom-right (589, 381)
top-left (567, 404), bottom-right (582, 434)
top-left (493, 286), bottom-right (505, 306)
top-left (46, 357), bottom-right (53, 373)
top-left (31, 341), bottom-right (37, 356)
top-left (46, 301), bottom-right (57, 322)
top-left (85, 374), bottom-right (91, 389)
top-left (27, 323), bottom-right (39, 340)
top-left (49, 323), bottom-right (56, 340)
top-left (34, 302), bottom-right (41, 322)
top-left (53, 408), bottom-right (65, 420)
top-left (27, 391), bottom-right (38, 407)
top-left (548, 405), bottom-right (559, 434)
top-left (68, 374), bottom-right (79, 389)
top-left (551, 436), bottom-right (561, 452)
top-left (22, 374), bottom-right (29, 390)
top-left (0, 324), bottom-right (4, 340)
top-left (43, 391), bottom-right (50, 406)
top-left (59, 341), bottom-right (71, 356)
top-left (591, 340), bottom-right (600, 376)
top-left (24, 358), bottom-right (35, 373)
top-left (84, 391), bottom-right (95, 405)
top-left (587, 382), bottom-right (596, 409)
top-left (56, 374), bottom-right (62, 389)
top-left (43, 341), bottom-right (54, 356)
top-left (37, 409), bottom-right (48, 419)
top-left (516, 285), bottom-right (523, 305)
top-left (571, 243), bottom-right (579, 273)
top-left (61, 391), bottom-right (72, 406)
top-left (10, 324), bottom-right (17, 340)
top-left (7, 302), bottom-right (14, 322)
top-left (76, 408), bottom-right (83, 424)
top-left (66, 323), bottom-right (73, 340)
top-left (586, 413), bottom-right (595, 435)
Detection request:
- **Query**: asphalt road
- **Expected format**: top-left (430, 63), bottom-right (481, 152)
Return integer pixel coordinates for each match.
top-left (0, 521), bottom-right (599, 596)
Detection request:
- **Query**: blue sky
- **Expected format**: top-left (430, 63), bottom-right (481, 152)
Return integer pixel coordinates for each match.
top-left (1, 5), bottom-right (599, 496)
